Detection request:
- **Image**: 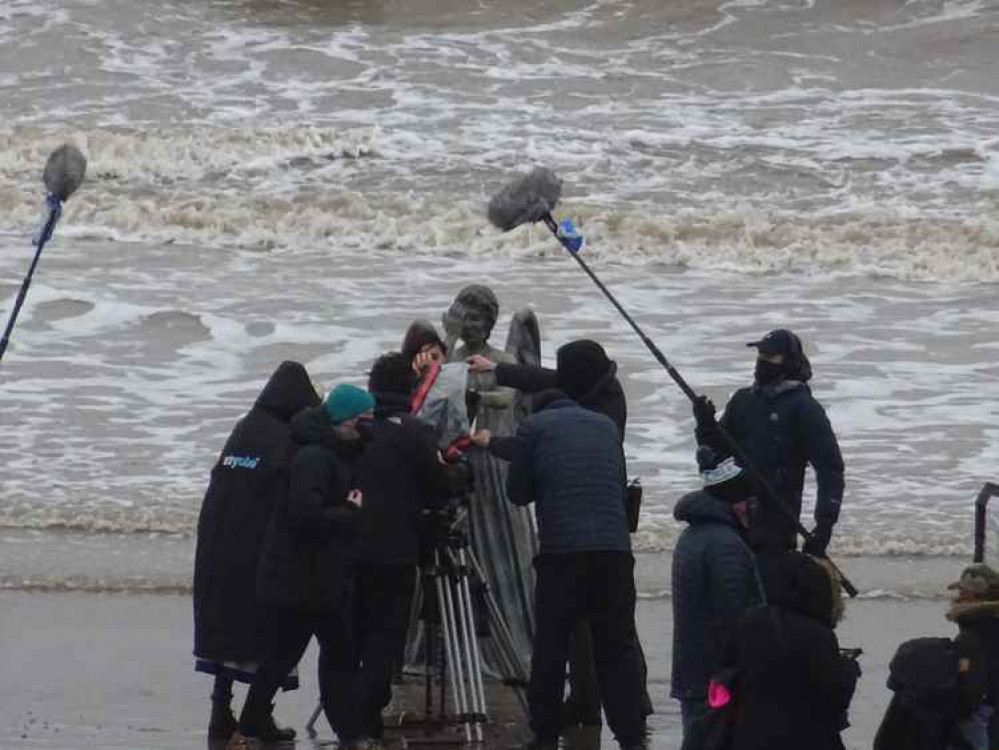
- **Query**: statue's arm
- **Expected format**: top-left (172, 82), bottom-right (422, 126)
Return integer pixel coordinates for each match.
top-left (475, 348), bottom-right (516, 409)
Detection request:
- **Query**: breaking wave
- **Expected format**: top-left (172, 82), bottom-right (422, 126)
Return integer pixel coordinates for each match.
top-left (0, 126), bottom-right (996, 282)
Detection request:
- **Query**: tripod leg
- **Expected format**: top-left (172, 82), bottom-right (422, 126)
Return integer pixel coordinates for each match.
top-left (467, 551), bottom-right (530, 682)
top-left (306, 701), bottom-right (324, 735)
top-left (465, 550), bottom-right (530, 718)
top-left (452, 549), bottom-right (487, 741)
top-left (434, 551), bottom-right (471, 742)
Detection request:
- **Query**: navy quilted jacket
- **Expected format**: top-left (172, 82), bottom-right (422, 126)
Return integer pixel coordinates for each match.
top-left (671, 489), bottom-right (762, 700)
top-left (506, 398), bottom-right (630, 555)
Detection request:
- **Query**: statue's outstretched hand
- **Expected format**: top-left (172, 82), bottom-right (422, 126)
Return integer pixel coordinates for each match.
top-left (467, 355), bottom-right (495, 373)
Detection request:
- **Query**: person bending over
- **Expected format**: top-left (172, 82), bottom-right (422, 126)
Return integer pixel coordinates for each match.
top-left (726, 551), bottom-right (858, 750)
top-left (501, 389), bottom-right (647, 750)
top-left (238, 384), bottom-right (374, 748)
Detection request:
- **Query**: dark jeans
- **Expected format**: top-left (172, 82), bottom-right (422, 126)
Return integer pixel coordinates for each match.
top-left (680, 699), bottom-right (708, 736)
top-left (568, 620), bottom-right (654, 720)
top-left (240, 604), bottom-right (360, 741)
top-left (353, 563), bottom-right (417, 738)
top-left (529, 551), bottom-right (645, 746)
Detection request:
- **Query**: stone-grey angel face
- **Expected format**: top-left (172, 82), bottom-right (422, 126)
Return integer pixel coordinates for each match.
top-left (443, 284), bottom-right (499, 346)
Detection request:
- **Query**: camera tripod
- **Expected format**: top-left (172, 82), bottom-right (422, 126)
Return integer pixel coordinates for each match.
top-left (305, 512), bottom-right (530, 743)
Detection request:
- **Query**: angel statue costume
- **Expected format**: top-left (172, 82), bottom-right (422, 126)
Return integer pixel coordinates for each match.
top-left (443, 285), bottom-right (540, 667)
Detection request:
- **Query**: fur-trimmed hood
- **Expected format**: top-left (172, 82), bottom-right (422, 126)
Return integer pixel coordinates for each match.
top-left (947, 599), bottom-right (999, 623)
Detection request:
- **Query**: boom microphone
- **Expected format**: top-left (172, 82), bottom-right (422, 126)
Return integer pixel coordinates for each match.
top-left (0, 143), bottom-right (88, 366)
top-left (486, 167), bottom-right (562, 232)
top-left (485, 167), bottom-right (860, 597)
top-left (42, 144), bottom-right (87, 202)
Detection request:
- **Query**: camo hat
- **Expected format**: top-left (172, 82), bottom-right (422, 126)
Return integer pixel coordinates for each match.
top-left (947, 563), bottom-right (999, 599)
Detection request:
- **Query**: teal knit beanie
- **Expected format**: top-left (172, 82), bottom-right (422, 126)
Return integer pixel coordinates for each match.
top-left (323, 384), bottom-right (375, 424)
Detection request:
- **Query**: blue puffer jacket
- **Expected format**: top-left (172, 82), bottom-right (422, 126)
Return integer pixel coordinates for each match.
top-left (671, 490), bottom-right (762, 700)
top-left (506, 398), bottom-right (630, 555)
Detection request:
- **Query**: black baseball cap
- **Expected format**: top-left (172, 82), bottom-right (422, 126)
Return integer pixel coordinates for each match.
top-left (747, 329), bottom-right (796, 357)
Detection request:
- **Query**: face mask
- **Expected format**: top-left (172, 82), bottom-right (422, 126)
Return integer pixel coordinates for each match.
top-left (754, 359), bottom-right (785, 386)
top-left (355, 417), bottom-right (375, 444)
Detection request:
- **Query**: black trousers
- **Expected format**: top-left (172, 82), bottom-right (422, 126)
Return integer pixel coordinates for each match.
top-left (568, 619), bottom-right (654, 720)
top-left (529, 551), bottom-right (645, 746)
top-left (353, 563), bottom-right (417, 738)
top-left (240, 604), bottom-right (360, 742)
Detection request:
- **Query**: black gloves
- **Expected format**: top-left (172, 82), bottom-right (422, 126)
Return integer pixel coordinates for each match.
top-left (803, 522), bottom-right (834, 557)
top-left (692, 395), bottom-right (716, 427)
top-left (693, 395), bottom-right (723, 450)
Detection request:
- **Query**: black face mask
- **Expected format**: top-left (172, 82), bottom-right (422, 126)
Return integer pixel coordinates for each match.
top-left (754, 359), bottom-right (785, 386)
top-left (355, 417), bottom-right (375, 444)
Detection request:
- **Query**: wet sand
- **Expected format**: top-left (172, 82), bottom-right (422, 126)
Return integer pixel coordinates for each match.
top-left (0, 554), bottom-right (961, 750)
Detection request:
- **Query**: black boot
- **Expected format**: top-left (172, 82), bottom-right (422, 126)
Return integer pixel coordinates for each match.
top-left (240, 704), bottom-right (295, 742)
top-left (261, 705), bottom-right (296, 742)
top-left (208, 699), bottom-right (238, 739)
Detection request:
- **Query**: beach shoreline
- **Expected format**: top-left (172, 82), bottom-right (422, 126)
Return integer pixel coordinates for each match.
top-left (0, 573), bottom-right (960, 750)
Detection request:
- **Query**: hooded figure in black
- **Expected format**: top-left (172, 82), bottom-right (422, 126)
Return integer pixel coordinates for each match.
top-left (671, 446), bottom-right (762, 735)
top-left (351, 352), bottom-right (453, 739)
top-left (193, 360), bottom-right (319, 740)
top-left (726, 551), bottom-right (858, 750)
top-left (694, 328), bottom-right (845, 555)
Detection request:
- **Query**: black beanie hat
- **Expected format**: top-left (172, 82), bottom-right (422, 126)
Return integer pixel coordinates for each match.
top-left (556, 340), bottom-right (613, 401)
top-left (401, 320), bottom-right (447, 363)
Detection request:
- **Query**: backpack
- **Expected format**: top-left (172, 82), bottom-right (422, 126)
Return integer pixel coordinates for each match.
top-left (874, 637), bottom-right (971, 750)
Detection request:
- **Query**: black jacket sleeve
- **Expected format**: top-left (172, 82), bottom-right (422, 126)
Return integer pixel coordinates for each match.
top-left (800, 397), bottom-right (845, 526)
top-left (408, 422), bottom-right (453, 511)
top-left (802, 623), bottom-right (860, 724)
top-left (286, 447), bottom-right (359, 536)
top-left (494, 363), bottom-right (558, 394)
top-left (505, 423), bottom-right (535, 507)
top-left (488, 435), bottom-right (520, 462)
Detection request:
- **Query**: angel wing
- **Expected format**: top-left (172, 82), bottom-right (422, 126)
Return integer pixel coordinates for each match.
top-left (504, 307), bottom-right (541, 369)
top-left (503, 307), bottom-right (542, 428)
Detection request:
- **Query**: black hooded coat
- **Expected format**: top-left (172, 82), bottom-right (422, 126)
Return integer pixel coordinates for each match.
top-left (354, 392), bottom-right (452, 565)
top-left (727, 552), bottom-right (858, 750)
top-left (255, 405), bottom-right (365, 613)
top-left (717, 379), bottom-right (844, 548)
top-left (193, 361), bottom-right (320, 663)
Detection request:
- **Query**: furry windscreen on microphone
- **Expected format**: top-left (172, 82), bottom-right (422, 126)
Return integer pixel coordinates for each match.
top-left (487, 167), bottom-right (562, 232)
top-left (43, 144), bottom-right (87, 201)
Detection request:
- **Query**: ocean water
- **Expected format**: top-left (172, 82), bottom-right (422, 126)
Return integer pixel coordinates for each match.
top-left (1, 0), bottom-right (998, 595)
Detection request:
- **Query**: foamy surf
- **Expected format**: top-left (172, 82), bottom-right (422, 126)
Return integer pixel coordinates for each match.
top-left (1, 126), bottom-right (997, 281)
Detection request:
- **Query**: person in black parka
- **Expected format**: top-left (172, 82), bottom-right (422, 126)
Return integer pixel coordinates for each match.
top-left (193, 360), bottom-right (319, 740)
top-left (694, 329), bottom-right (845, 555)
top-left (671, 446), bottom-right (762, 735)
top-left (351, 352), bottom-right (454, 740)
top-left (469, 339), bottom-right (650, 726)
top-left (238, 383), bottom-right (374, 746)
top-left (727, 551), bottom-right (858, 750)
